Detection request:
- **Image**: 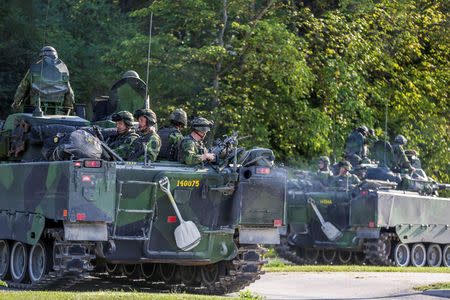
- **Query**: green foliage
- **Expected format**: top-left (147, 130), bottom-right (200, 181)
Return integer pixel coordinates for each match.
top-left (264, 264), bottom-right (450, 273)
top-left (0, 280), bottom-right (6, 287)
top-left (414, 282), bottom-right (450, 291)
top-left (0, 0), bottom-right (448, 183)
top-left (238, 290), bottom-right (266, 300)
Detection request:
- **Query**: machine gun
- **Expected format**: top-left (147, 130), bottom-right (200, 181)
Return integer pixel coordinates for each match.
top-left (210, 131), bottom-right (240, 160)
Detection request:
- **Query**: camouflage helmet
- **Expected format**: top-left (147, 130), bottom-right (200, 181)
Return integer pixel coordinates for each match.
top-left (111, 111), bottom-right (134, 128)
top-left (318, 156), bottom-right (330, 167)
top-left (394, 134), bottom-right (407, 145)
top-left (39, 46), bottom-right (58, 58)
top-left (191, 117), bottom-right (214, 133)
top-left (356, 126), bottom-right (369, 136)
top-left (168, 108), bottom-right (187, 126)
top-left (369, 128), bottom-right (375, 136)
top-left (122, 70), bottom-right (140, 79)
top-left (134, 108), bottom-right (157, 125)
top-left (338, 160), bottom-right (352, 171)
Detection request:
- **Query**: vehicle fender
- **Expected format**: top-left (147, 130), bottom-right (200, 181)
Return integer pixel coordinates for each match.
top-left (0, 211), bottom-right (45, 245)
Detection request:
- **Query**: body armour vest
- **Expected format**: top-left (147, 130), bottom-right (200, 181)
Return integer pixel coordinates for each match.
top-left (157, 127), bottom-right (179, 160)
top-left (29, 56), bottom-right (69, 107)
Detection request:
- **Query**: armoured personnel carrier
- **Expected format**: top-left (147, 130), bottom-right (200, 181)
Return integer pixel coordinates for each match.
top-left (277, 165), bottom-right (450, 267)
top-left (0, 112), bottom-right (286, 293)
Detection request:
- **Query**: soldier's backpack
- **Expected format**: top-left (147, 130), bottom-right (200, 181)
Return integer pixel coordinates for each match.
top-left (157, 127), bottom-right (180, 161)
top-left (52, 130), bottom-right (103, 161)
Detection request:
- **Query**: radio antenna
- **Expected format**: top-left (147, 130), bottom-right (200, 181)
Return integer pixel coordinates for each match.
top-left (144, 11), bottom-right (153, 110)
top-left (34, 0), bottom-right (50, 117)
top-left (383, 98), bottom-right (389, 166)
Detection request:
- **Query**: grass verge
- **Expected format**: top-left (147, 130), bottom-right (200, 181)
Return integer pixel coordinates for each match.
top-left (0, 291), bottom-right (229, 300)
top-left (263, 261), bottom-right (450, 273)
top-left (414, 282), bottom-right (450, 291)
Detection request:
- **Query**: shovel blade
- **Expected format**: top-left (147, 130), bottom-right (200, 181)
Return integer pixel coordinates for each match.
top-left (321, 222), bottom-right (343, 242)
top-left (174, 220), bottom-right (201, 251)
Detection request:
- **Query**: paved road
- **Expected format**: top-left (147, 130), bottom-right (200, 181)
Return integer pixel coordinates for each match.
top-left (242, 272), bottom-right (450, 299)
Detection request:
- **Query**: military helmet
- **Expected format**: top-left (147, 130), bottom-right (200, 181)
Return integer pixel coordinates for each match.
top-left (168, 108), bottom-right (187, 126)
top-left (318, 156), bottom-right (330, 167)
top-left (338, 160), bottom-right (352, 171)
top-left (356, 126), bottom-right (369, 136)
top-left (111, 111), bottom-right (134, 128)
top-left (39, 46), bottom-right (58, 58)
top-left (122, 70), bottom-right (140, 79)
top-left (394, 134), bottom-right (407, 145)
top-left (369, 128), bottom-right (375, 136)
top-left (191, 117), bottom-right (214, 133)
top-left (134, 108), bottom-right (157, 125)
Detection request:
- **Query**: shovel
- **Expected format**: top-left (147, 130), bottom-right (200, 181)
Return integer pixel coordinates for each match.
top-left (307, 197), bottom-right (343, 242)
top-left (159, 177), bottom-right (201, 251)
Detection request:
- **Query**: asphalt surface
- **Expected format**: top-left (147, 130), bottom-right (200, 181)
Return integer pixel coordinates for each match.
top-left (244, 272), bottom-right (450, 299)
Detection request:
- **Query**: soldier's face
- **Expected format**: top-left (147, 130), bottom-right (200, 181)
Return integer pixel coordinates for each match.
top-left (138, 116), bottom-right (147, 129)
top-left (339, 167), bottom-right (347, 176)
top-left (319, 162), bottom-right (324, 169)
top-left (116, 120), bottom-right (127, 133)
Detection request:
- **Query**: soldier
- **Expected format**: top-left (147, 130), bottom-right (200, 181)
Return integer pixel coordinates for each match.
top-left (11, 46), bottom-right (75, 115)
top-left (127, 108), bottom-right (161, 162)
top-left (315, 156), bottom-right (332, 187)
top-left (331, 160), bottom-right (360, 188)
top-left (178, 117), bottom-right (215, 165)
top-left (344, 126), bottom-right (369, 167)
top-left (107, 111), bottom-right (139, 159)
top-left (392, 135), bottom-right (414, 173)
top-left (157, 108), bottom-right (187, 161)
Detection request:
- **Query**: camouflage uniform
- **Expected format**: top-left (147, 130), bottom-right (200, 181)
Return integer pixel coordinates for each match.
top-left (107, 111), bottom-right (139, 159)
top-left (178, 135), bottom-right (207, 165)
top-left (127, 131), bottom-right (161, 162)
top-left (178, 117), bottom-right (214, 166)
top-left (12, 46), bottom-right (74, 114)
top-left (315, 156), bottom-right (332, 186)
top-left (331, 161), bottom-right (360, 188)
top-left (392, 135), bottom-right (412, 172)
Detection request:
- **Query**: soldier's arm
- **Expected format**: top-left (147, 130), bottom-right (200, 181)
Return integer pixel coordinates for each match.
top-left (181, 140), bottom-right (203, 165)
top-left (142, 135), bottom-right (161, 162)
top-left (115, 135), bottom-right (138, 159)
top-left (398, 146), bottom-right (413, 169)
top-left (11, 70), bottom-right (31, 109)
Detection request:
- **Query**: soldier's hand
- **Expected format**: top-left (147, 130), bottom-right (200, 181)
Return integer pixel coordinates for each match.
top-left (202, 153), bottom-right (216, 161)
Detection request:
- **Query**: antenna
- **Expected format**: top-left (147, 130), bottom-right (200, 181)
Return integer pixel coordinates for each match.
top-left (34, 0), bottom-right (50, 117)
top-left (144, 11), bottom-right (153, 110)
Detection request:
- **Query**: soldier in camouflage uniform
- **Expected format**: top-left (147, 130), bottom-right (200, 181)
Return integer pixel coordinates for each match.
top-left (157, 108), bottom-right (187, 161)
top-left (315, 156), bottom-right (332, 188)
top-left (392, 135), bottom-right (414, 173)
top-left (127, 108), bottom-right (161, 162)
top-left (331, 160), bottom-right (360, 188)
top-left (107, 111), bottom-right (139, 159)
top-left (178, 117), bottom-right (215, 165)
top-left (11, 46), bottom-right (75, 115)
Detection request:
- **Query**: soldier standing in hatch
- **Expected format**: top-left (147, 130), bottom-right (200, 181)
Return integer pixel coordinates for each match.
top-left (127, 108), bottom-right (161, 162)
top-left (107, 111), bottom-right (139, 159)
top-left (315, 156), bottom-right (332, 187)
top-left (331, 160), bottom-right (360, 188)
top-left (178, 117), bottom-right (215, 165)
top-left (157, 108), bottom-right (187, 161)
top-left (392, 135), bottom-right (414, 173)
top-left (11, 46), bottom-right (74, 115)
top-left (344, 126), bottom-right (368, 167)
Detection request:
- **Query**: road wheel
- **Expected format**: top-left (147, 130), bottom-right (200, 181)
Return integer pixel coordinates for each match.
top-left (443, 245), bottom-right (450, 267)
top-left (28, 241), bottom-right (51, 283)
top-left (0, 240), bottom-right (10, 280)
top-left (321, 249), bottom-right (336, 265)
top-left (200, 263), bottom-right (219, 287)
top-left (10, 241), bottom-right (29, 283)
top-left (159, 263), bottom-right (178, 284)
top-left (393, 243), bottom-right (410, 267)
top-left (180, 266), bottom-right (201, 286)
top-left (410, 243), bottom-right (426, 267)
top-left (353, 252), bottom-right (366, 265)
top-left (426, 244), bottom-right (442, 267)
top-left (304, 248), bottom-right (320, 264)
top-left (139, 263), bottom-right (157, 280)
top-left (105, 263), bottom-right (122, 275)
top-left (338, 250), bottom-right (352, 265)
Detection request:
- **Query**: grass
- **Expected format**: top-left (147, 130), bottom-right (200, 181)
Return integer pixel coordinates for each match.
top-left (263, 261), bottom-right (450, 273)
top-left (0, 291), bottom-right (230, 300)
top-left (414, 282), bottom-right (450, 291)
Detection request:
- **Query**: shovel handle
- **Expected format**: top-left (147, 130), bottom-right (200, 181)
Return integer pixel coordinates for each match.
top-left (159, 177), bottom-right (184, 223)
top-left (307, 197), bottom-right (326, 226)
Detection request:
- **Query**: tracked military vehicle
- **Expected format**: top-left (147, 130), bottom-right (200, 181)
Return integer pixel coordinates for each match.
top-left (277, 164), bottom-right (450, 267)
top-left (0, 112), bottom-right (286, 293)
